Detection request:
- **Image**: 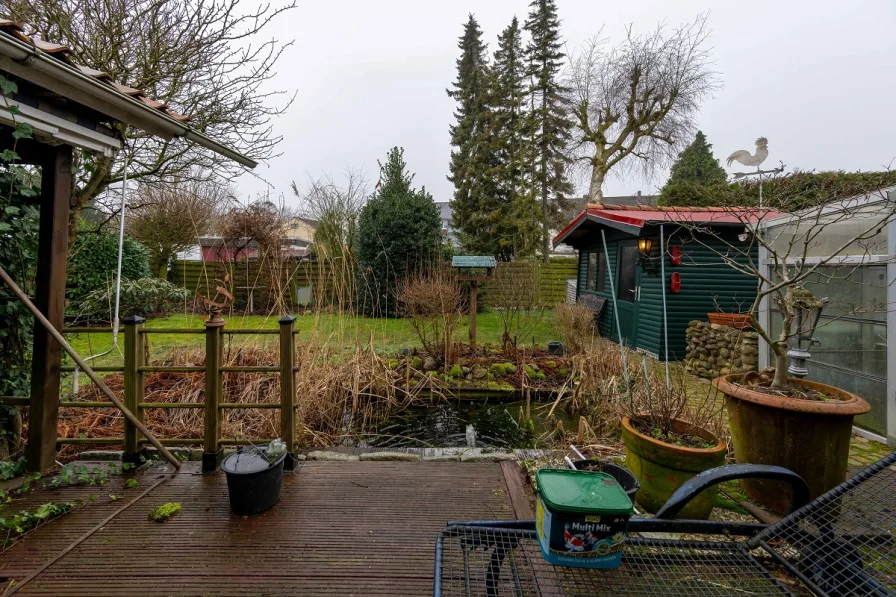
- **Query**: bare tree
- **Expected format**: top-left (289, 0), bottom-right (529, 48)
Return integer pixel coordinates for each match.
top-left (220, 198), bottom-right (296, 313)
top-left (291, 169), bottom-right (368, 310)
top-left (566, 15), bottom-right (719, 202)
top-left (292, 169), bottom-right (368, 261)
top-left (127, 180), bottom-right (229, 279)
top-left (675, 178), bottom-right (896, 389)
top-left (3, 0), bottom-right (296, 241)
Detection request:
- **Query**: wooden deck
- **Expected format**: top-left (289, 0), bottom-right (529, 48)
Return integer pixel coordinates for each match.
top-left (0, 460), bottom-right (532, 596)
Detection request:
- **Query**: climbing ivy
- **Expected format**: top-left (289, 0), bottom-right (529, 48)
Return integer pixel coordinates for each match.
top-left (0, 74), bottom-right (39, 448)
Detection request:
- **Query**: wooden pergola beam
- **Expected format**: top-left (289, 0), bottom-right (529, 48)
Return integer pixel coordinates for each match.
top-left (25, 144), bottom-right (72, 472)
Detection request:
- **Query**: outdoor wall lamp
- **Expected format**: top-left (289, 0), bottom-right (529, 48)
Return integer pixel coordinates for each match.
top-left (637, 237), bottom-right (657, 272)
top-left (637, 237), bottom-right (653, 257)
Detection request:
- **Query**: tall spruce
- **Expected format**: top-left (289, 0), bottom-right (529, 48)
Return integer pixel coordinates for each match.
top-left (489, 17), bottom-right (538, 259)
top-left (524, 0), bottom-right (573, 262)
top-left (447, 15), bottom-right (494, 255)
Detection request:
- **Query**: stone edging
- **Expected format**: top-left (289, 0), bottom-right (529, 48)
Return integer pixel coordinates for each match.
top-left (77, 447), bottom-right (556, 463)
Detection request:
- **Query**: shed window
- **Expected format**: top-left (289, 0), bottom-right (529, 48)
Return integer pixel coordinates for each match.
top-left (585, 252), bottom-right (606, 292)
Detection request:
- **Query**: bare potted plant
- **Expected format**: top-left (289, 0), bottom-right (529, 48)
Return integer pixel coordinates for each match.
top-left (620, 364), bottom-right (727, 520)
top-left (707, 294), bottom-right (752, 330)
top-left (683, 180), bottom-right (894, 513)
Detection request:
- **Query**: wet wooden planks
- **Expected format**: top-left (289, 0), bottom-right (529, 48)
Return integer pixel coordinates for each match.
top-left (0, 461), bottom-right (525, 596)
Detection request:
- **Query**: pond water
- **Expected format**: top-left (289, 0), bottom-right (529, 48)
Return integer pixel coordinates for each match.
top-left (363, 400), bottom-right (576, 450)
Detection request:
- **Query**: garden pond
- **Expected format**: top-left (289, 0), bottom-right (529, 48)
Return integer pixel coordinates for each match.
top-left (362, 399), bottom-right (577, 449)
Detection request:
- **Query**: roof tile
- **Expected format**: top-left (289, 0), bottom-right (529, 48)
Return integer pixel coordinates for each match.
top-left (32, 39), bottom-right (69, 54)
top-left (76, 64), bottom-right (112, 81)
top-left (139, 96), bottom-right (166, 110)
top-left (0, 23), bottom-right (191, 121)
top-left (112, 82), bottom-right (142, 96)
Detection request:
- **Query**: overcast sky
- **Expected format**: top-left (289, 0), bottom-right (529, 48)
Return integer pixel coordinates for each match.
top-left (236, 0), bottom-right (896, 206)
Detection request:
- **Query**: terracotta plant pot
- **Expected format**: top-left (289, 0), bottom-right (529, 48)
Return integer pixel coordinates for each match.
top-left (713, 374), bottom-right (870, 514)
top-left (621, 416), bottom-right (727, 519)
top-left (707, 312), bottom-right (752, 330)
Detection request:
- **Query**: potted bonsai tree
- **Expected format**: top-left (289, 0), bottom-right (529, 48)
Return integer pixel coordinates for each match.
top-left (682, 177), bottom-right (895, 513)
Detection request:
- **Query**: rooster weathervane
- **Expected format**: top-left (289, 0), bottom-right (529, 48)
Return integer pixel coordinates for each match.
top-left (727, 137), bottom-right (785, 208)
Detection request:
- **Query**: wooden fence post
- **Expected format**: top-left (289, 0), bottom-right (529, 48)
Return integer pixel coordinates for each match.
top-left (279, 315), bottom-right (297, 470)
top-left (25, 144), bottom-right (72, 473)
top-left (123, 316), bottom-right (146, 464)
top-left (468, 283), bottom-right (478, 349)
top-left (203, 313), bottom-right (225, 472)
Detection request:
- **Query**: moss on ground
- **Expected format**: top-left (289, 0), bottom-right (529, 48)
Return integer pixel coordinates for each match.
top-left (148, 502), bottom-right (181, 522)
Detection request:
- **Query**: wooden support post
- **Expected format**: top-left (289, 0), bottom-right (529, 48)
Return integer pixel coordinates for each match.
top-left (123, 316), bottom-right (146, 464)
top-left (469, 283), bottom-right (478, 349)
top-left (279, 315), bottom-right (297, 470)
top-left (26, 144), bottom-right (72, 473)
top-left (203, 313), bottom-right (225, 472)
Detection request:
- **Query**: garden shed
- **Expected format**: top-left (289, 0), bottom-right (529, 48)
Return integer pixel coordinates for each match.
top-left (553, 204), bottom-right (770, 361)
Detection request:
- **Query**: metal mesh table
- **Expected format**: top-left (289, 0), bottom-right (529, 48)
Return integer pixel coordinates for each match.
top-left (435, 524), bottom-right (796, 596)
top-left (436, 452), bottom-right (896, 597)
top-left (750, 452), bottom-right (896, 597)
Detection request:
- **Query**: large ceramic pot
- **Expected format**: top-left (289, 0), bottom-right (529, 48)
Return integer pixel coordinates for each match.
top-left (707, 312), bottom-right (752, 330)
top-left (713, 374), bottom-right (870, 514)
top-left (621, 416), bottom-right (727, 519)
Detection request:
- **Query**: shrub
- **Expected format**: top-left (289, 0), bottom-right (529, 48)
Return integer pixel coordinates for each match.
top-left (67, 223), bottom-right (149, 306)
top-left (488, 262), bottom-right (546, 355)
top-left (396, 266), bottom-right (464, 364)
top-left (75, 277), bottom-right (192, 321)
top-left (659, 170), bottom-right (896, 209)
top-left (553, 303), bottom-right (598, 355)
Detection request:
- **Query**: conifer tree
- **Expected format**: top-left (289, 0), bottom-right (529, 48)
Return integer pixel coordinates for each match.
top-left (357, 147), bottom-right (441, 317)
top-left (524, 0), bottom-right (574, 262)
top-left (489, 17), bottom-right (537, 260)
top-left (658, 131), bottom-right (729, 206)
top-left (664, 131), bottom-right (727, 187)
top-left (447, 15), bottom-right (493, 255)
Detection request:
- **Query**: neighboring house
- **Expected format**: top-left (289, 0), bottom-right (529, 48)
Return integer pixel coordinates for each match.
top-left (553, 203), bottom-right (770, 360)
top-left (435, 202), bottom-right (457, 244)
top-left (198, 237), bottom-right (258, 262)
top-left (284, 217), bottom-right (318, 245)
top-left (178, 218), bottom-right (318, 262)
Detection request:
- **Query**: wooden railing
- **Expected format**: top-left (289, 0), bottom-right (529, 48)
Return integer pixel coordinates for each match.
top-left (3, 315), bottom-right (300, 471)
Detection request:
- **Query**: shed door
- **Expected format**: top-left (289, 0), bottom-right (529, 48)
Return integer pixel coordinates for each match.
top-left (614, 241), bottom-right (640, 348)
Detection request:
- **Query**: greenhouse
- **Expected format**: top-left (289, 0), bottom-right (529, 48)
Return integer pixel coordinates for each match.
top-left (757, 187), bottom-right (896, 442)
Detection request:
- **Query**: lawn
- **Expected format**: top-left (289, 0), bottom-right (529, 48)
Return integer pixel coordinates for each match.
top-left (65, 309), bottom-right (560, 372)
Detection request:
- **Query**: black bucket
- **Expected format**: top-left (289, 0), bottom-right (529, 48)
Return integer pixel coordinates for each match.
top-left (222, 448), bottom-right (286, 516)
top-left (571, 459), bottom-right (640, 502)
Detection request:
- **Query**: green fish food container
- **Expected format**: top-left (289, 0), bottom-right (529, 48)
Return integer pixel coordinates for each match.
top-left (535, 469), bottom-right (633, 569)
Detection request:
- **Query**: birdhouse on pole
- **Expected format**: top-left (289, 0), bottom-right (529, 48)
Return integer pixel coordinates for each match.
top-left (451, 256), bottom-right (496, 350)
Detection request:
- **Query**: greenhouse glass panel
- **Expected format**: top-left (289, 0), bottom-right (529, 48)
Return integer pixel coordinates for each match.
top-left (766, 203), bottom-right (889, 257)
top-left (766, 264), bottom-right (888, 434)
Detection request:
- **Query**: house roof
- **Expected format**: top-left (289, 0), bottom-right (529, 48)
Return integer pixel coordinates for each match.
top-left (553, 204), bottom-right (781, 247)
top-left (0, 20), bottom-right (256, 167)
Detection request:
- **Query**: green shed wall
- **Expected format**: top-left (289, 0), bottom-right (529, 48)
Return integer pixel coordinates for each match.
top-left (575, 226), bottom-right (758, 361)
